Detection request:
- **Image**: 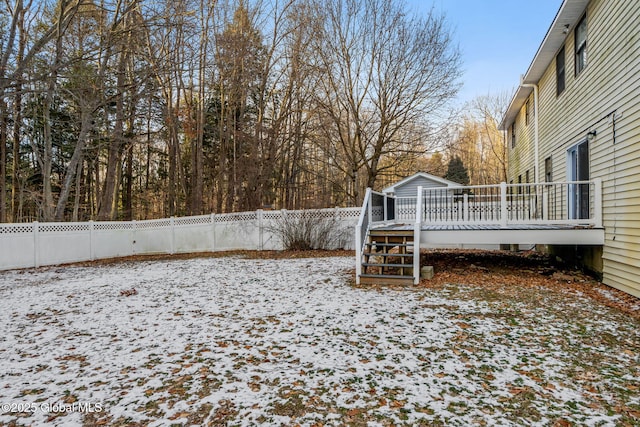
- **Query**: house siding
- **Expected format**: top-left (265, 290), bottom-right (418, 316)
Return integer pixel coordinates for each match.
top-left (394, 176), bottom-right (449, 198)
top-left (507, 0), bottom-right (640, 297)
top-left (508, 103), bottom-right (537, 183)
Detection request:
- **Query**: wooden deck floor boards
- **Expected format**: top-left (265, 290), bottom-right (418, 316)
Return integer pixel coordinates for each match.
top-left (371, 223), bottom-right (600, 231)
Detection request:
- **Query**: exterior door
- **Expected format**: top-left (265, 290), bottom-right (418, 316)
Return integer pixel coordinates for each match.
top-left (568, 140), bottom-right (590, 219)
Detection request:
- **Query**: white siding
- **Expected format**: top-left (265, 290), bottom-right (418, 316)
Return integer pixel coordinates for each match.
top-left (394, 176), bottom-right (449, 197)
top-left (508, 100), bottom-right (537, 183)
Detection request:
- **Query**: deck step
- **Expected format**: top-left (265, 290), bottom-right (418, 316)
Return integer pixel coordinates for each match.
top-left (365, 242), bottom-right (412, 247)
top-left (369, 231), bottom-right (413, 237)
top-left (359, 274), bottom-right (415, 286)
top-left (363, 252), bottom-right (413, 258)
top-left (362, 263), bottom-right (413, 268)
top-left (369, 237), bottom-right (412, 245)
top-left (360, 226), bottom-right (417, 286)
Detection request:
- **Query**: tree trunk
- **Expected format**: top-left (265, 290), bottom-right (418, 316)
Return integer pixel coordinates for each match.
top-left (12, 87), bottom-right (22, 222)
top-left (0, 101), bottom-right (6, 223)
top-left (72, 156), bottom-right (83, 221)
top-left (123, 144), bottom-right (133, 220)
top-left (54, 108), bottom-right (92, 221)
top-left (41, 81), bottom-right (56, 222)
top-left (40, 1), bottom-right (69, 221)
top-left (11, 1), bottom-right (26, 222)
top-left (97, 49), bottom-right (127, 220)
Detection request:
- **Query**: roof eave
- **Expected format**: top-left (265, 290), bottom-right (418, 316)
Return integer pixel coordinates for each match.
top-left (382, 172), bottom-right (461, 193)
top-left (499, 0), bottom-right (590, 130)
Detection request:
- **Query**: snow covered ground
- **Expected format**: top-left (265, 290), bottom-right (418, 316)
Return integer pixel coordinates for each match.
top-left (0, 255), bottom-right (638, 426)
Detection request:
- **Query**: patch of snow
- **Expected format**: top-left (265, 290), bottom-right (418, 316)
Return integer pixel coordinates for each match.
top-left (0, 256), bottom-right (638, 426)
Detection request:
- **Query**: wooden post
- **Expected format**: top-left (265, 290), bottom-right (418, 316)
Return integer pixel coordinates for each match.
top-left (463, 193), bottom-right (469, 222)
top-left (210, 213), bottom-right (216, 252)
top-left (593, 178), bottom-right (603, 228)
top-left (413, 186), bottom-right (423, 285)
top-left (383, 195), bottom-right (389, 222)
top-left (132, 220), bottom-right (137, 255)
top-left (33, 221), bottom-right (39, 268)
top-left (89, 220), bottom-right (95, 261)
top-left (500, 182), bottom-right (508, 228)
top-left (170, 216), bottom-right (175, 254)
top-left (257, 209), bottom-right (264, 250)
top-left (355, 224), bottom-right (362, 284)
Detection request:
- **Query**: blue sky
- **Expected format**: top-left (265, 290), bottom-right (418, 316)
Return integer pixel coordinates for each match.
top-left (407, 0), bottom-right (562, 106)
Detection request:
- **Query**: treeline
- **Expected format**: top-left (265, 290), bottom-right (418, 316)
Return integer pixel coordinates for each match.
top-left (0, 0), bottom-right (462, 222)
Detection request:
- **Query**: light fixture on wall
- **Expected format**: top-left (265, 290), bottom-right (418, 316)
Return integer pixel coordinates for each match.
top-left (587, 130), bottom-right (597, 141)
top-left (562, 24), bottom-right (570, 34)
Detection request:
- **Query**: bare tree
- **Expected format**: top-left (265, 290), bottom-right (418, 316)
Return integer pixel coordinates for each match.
top-left (471, 92), bottom-right (511, 183)
top-left (312, 0), bottom-right (461, 204)
top-left (1, 0), bottom-right (465, 221)
top-left (446, 92), bottom-right (510, 185)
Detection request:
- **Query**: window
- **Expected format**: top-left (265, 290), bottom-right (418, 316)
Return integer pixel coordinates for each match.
top-left (510, 122), bottom-right (516, 148)
top-left (556, 46), bottom-right (566, 95)
top-left (525, 170), bottom-right (530, 183)
top-left (525, 97), bottom-right (532, 126)
top-left (575, 14), bottom-right (587, 75)
top-left (545, 157), bottom-right (553, 182)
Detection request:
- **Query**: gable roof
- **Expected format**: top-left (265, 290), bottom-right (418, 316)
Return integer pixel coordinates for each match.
top-left (382, 172), bottom-right (461, 193)
top-left (499, 0), bottom-right (590, 130)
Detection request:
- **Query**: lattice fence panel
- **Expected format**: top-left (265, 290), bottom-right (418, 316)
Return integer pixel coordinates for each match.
top-left (94, 222), bottom-right (134, 231)
top-left (337, 208), bottom-right (361, 219)
top-left (215, 212), bottom-right (258, 223)
top-left (0, 224), bottom-right (34, 234)
top-left (39, 223), bottom-right (90, 233)
top-left (175, 215), bottom-right (212, 226)
top-left (136, 219), bottom-right (172, 229)
top-left (262, 211), bottom-right (283, 220)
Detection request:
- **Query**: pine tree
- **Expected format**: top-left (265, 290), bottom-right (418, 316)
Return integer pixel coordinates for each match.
top-left (444, 156), bottom-right (470, 185)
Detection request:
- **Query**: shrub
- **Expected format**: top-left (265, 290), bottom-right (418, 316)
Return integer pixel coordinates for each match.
top-left (268, 211), bottom-right (349, 251)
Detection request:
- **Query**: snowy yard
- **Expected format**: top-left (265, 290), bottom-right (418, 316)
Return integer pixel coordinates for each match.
top-left (1, 254), bottom-right (639, 426)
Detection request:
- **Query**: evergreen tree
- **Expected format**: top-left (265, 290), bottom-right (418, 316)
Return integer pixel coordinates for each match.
top-left (444, 156), bottom-right (470, 185)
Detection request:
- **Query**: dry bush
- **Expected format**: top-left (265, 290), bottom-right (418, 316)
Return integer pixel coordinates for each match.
top-left (268, 212), bottom-right (349, 251)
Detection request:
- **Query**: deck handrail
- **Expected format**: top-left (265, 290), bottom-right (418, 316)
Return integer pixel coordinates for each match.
top-left (355, 188), bottom-right (372, 284)
top-left (415, 180), bottom-right (595, 193)
top-left (414, 180), bottom-right (602, 227)
top-left (355, 189), bottom-right (397, 284)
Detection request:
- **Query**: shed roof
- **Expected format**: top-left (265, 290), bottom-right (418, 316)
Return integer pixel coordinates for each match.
top-left (499, 0), bottom-right (590, 130)
top-left (382, 172), bottom-right (461, 193)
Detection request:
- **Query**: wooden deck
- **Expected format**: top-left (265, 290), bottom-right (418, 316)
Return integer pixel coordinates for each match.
top-left (356, 181), bottom-right (605, 285)
top-left (374, 223), bottom-right (601, 231)
top-left (371, 222), bottom-right (604, 246)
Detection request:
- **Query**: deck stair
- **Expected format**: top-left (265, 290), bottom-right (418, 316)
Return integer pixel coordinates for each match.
top-left (360, 228), bottom-right (415, 285)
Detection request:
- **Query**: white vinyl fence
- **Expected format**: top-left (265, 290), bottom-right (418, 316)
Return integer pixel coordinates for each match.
top-left (0, 208), bottom-right (360, 271)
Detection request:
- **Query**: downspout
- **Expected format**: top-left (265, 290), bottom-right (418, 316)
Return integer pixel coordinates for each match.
top-left (520, 81), bottom-right (540, 183)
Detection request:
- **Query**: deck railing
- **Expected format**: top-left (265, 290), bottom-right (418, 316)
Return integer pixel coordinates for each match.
top-left (376, 179), bottom-right (602, 228)
top-left (356, 179), bottom-right (602, 284)
top-left (355, 189), bottom-right (396, 283)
